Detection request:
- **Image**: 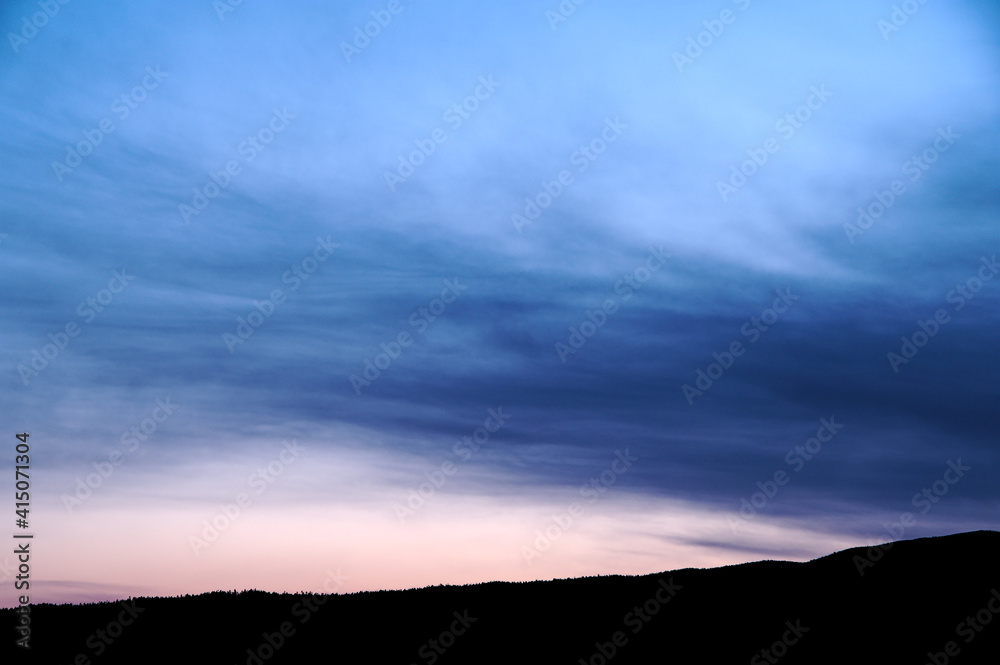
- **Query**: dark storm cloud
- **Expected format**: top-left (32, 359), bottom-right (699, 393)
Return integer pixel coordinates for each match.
top-left (1, 0), bottom-right (997, 564)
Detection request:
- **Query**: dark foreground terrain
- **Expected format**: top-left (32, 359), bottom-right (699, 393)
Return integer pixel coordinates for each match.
top-left (3, 531), bottom-right (999, 664)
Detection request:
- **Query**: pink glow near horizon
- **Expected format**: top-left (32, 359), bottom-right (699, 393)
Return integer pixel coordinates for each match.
top-left (1, 474), bottom-right (863, 608)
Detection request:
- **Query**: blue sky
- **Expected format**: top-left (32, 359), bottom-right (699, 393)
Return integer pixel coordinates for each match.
top-left (1, 0), bottom-right (998, 604)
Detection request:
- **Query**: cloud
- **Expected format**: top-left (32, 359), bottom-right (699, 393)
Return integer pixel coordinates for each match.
top-left (1, 0), bottom-right (998, 603)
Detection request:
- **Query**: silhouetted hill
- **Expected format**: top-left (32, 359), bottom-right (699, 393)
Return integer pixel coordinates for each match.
top-left (4, 531), bottom-right (999, 663)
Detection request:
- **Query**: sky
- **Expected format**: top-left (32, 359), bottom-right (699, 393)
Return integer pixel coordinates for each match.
top-left (0, 0), bottom-right (998, 607)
